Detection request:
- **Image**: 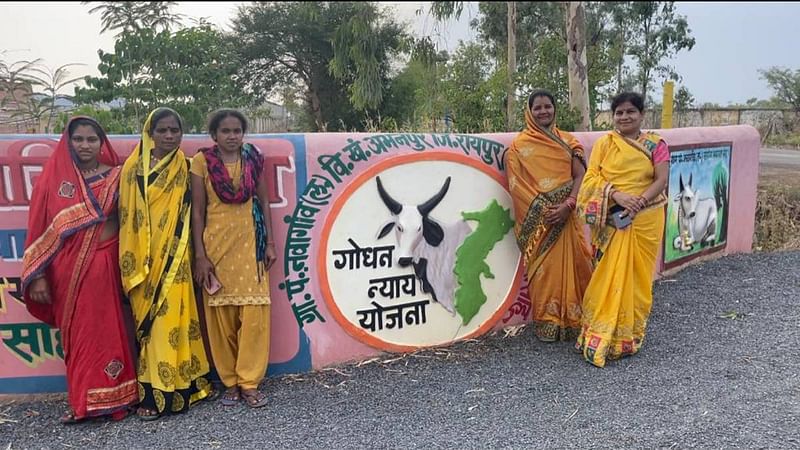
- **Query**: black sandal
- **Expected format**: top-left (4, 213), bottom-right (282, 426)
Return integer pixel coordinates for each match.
top-left (136, 407), bottom-right (160, 421)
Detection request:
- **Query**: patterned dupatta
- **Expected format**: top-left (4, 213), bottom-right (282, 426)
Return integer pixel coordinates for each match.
top-left (200, 143), bottom-right (269, 279)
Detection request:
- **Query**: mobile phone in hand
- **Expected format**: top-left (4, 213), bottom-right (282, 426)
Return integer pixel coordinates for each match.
top-left (607, 205), bottom-right (632, 229)
top-left (205, 273), bottom-right (222, 295)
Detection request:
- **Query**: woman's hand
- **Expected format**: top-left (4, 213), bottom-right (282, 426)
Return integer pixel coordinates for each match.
top-left (193, 256), bottom-right (216, 288)
top-left (612, 191), bottom-right (644, 215)
top-left (266, 243), bottom-right (277, 270)
top-left (544, 203), bottom-right (571, 226)
top-left (28, 277), bottom-right (51, 304)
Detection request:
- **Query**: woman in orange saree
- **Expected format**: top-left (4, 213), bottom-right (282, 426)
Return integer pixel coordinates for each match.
top-left (505, 91), bottom-right (594, 342)
top-left (575, 92), bottom-right (670, 368)
top-left (22, 117), bottom-right (138, 423)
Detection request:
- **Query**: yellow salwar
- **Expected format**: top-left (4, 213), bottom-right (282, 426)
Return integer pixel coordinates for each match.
top-left (203, 304), bottom-right (270, 390)
top-left (119, 110), bottom-right (212, 415)
top-left (575, 131), bottom-right (668, 367)
top-left (190, 153), bottom-right (271, 390)
top-left (505, 105), bottom-right (594, 341)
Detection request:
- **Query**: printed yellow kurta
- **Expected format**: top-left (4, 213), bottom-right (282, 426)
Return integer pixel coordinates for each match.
top-left (575, 131), bottom-right (667, 367)
top-left (505, 106), bottom-right (593, 341)
top-left (191, 152), bottom-right (270, 389)
top-left (119, 110), bottom-right (212, 414)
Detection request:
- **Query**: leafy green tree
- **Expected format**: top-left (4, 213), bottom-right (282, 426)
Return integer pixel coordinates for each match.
top-left (83, 1), bottom-right (184, 37)
top-left (674, 85), bottom-right (694, 111)
top-left (232, 2), bottom-right (406, 131)
top-left (54, 105), bottom-right (137, 134)
top-left (75, 25), bottom-right (253, 131)
top-left (623, 2), bottom-right (695, 103)
top-left (472, 2), bottom-right (616, 126)
top-left (760, 67), bottom-right (800, 111)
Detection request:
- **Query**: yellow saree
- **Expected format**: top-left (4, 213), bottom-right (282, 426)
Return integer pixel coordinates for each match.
top-left (505, 106), bottom-right (593, 341)
top-left (119, 110), bottom-right (212, 414)
top-left (575, 131), bottom-right (667, 367)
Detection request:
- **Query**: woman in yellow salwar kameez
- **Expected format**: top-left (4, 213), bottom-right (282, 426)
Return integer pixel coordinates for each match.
top-left (505, 90), bottom-right (594, 342)
top-left (119, 107), bottom-right (214, 419)
top-left (575, 92), bottom-right (670, 368)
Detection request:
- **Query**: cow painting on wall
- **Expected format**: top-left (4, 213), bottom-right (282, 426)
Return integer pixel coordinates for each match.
top-left (319, 153), bottom-right (522, 352)
top-left (375, 176), bottom-right (471, 315)
top-left (664, 144), bottom-right (731, 268)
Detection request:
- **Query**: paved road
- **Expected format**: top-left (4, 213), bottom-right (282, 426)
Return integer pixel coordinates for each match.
top-left (1, 251), bottom-right (799, 449)
top-left (761, 147), bottom-right (800, 169)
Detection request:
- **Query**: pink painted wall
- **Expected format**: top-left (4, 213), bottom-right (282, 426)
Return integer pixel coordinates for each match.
top-left (0, 125), bottom-right (760, 393)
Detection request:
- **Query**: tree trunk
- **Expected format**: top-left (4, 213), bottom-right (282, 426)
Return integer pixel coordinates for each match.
top-left (506, 1), bottom-right (516, 131)
top-left (566, 1), bottom-right (591, 131)
top-left (308, 85), bottom-right (325, 132)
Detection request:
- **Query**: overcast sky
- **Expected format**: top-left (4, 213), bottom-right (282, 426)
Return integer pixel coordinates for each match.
top-left (1, 1), bottom-right (798, 105)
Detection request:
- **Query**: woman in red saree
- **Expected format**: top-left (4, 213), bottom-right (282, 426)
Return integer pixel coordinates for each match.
top-left (21, 117), bottom-right (138, 424)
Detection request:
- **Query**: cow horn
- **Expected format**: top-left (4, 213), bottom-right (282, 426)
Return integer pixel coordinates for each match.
top-left (418, 177), bottom-right (451, 216)
top-left (376, 176), bottom-right (402, 215)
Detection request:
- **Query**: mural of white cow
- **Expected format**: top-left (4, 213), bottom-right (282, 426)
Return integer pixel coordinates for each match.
top-left (673, 173), bottom-right (718, 251)
top-left (375, 176), bottom-right (471, 315)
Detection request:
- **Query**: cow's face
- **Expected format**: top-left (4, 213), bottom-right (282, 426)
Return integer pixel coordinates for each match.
top-left (676, 173), bottom-right (698, 219)
top-left (375, 176), bottom-right (451, 267)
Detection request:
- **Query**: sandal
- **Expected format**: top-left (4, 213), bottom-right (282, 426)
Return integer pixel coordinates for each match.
top-left (59, 411), bottom-right (80, 425)
top-left (206, 387), bottom-right (221, 402)
top-left (220, 387), bottom-right (240, 407)
top-left (136, 407), bottom-right (160, 421)
top-left (240, 389), bottom-right (268, 408)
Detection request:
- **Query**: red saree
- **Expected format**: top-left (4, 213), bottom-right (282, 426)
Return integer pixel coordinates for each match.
top-left (21, 117), bottom-right (137, 420)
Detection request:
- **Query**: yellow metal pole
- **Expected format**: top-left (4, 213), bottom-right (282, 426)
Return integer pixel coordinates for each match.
top-left (661, 80), bottom-right (674, 129)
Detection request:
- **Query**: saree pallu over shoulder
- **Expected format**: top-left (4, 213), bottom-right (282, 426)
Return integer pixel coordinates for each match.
top-left (506, 105), bottom-right (593, 341)
top-left (576, 131), bottom-right (667, 262)
top-left (119, 144), bottom-right (192, 341)
top-left (575, 130), bottom-right (667, 367)
top-left (119, 109), bottom-right (211, 414)
top-left (22, 116), bottom-right (120, 304)
top-left (20, 116), bottom-right (135, 420)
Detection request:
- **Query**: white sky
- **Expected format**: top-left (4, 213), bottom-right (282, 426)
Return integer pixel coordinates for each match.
top-left (1, 1), bottom-right (798, 105)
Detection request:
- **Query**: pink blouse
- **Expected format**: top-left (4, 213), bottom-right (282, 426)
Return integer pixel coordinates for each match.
top-left (652, 140), bottom-right (669, 165)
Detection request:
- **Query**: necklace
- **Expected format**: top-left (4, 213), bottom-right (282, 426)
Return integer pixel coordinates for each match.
top-left (80, 162), bottom-right (100, 174)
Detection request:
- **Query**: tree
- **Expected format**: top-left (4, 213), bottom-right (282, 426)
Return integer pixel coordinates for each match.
top-left (83, 1), bottom-right (184, 37)
top-left (674, 86), bottom-right (694, 110)
top-left (439, 42), bottom-right (507, 132)
top-left (760, 67), bottom-right (800, 111)
top-left (75, 25), bottom-right (253, 131)
top-left (27, 63), bottom-right (85, 133)
top-left (623, 2), bottom-right (695, 103)
top-left (233, 2), bottom-right (406, 131)
top-left (506, 2), bottom-right (517, 131)
top-left (0, 56), bottom-right (41, 107)
top-left (566, 1), bottom-right (591, 131)
top-left (473, 2), bottom-right (617, 126)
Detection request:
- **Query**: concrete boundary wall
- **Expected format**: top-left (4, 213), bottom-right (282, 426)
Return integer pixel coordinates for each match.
top-left (0, 125), bottom-right (759, 393)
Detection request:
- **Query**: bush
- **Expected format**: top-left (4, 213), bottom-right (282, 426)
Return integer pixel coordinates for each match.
top-left (754, 183), bottom-right (800, 251)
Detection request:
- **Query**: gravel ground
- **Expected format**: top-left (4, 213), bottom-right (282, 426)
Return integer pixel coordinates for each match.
top-left (1, 251), bottom-right (798, 449)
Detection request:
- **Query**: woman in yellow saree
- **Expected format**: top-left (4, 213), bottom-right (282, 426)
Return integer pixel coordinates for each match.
top-left (119, 107), bottom-right (214, 419)
top-left (505, 90), bottom-right (594, 342)
top-left (575, 92), bottom-right (670, 368)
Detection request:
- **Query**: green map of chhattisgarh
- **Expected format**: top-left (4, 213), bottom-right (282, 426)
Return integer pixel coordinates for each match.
top-left (453, 200), bottom-right (514, 325)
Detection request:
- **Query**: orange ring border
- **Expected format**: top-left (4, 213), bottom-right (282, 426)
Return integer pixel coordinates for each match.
top-left (317, 151), bottom-right (524, 353)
